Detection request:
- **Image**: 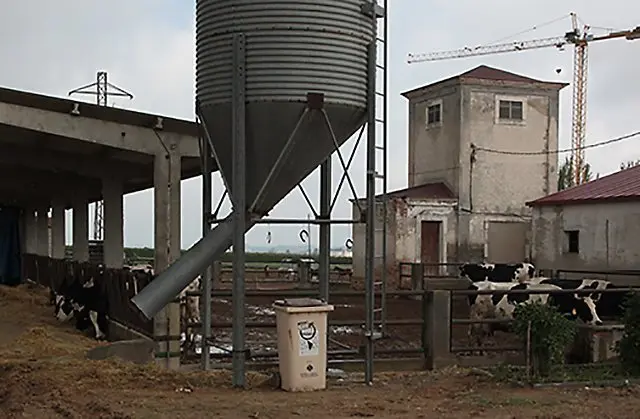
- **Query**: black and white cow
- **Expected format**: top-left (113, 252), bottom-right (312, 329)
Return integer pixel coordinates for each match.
top-left (466, 279), bottom-right (602, 349)
top-left (459, 262), bottom-right (535, 283)
top-left (534, 278), bottom-right (636, 323)
top-left (594, 282), bottom-right (635, 319)
top-left (530, 278), bottom-right (606, 326)
top-left (53, 265), bottom-right (109, 340)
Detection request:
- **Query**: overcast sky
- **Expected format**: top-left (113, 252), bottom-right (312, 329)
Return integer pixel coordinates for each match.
top-left (1, 1), bottom-right (638, 251)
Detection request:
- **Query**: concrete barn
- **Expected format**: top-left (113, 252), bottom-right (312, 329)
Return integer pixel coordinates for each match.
top-left (527, 164), bottom-right (640, 271)
top-left (351, 65), bottom-right (567, 280)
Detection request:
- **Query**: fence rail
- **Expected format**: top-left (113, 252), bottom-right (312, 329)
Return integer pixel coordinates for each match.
top-left (21, 253), bottom-right (153, 337)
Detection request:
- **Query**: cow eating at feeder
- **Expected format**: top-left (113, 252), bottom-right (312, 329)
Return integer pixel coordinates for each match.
top-left (466, 278), bottom-right (605, 351)
top-left (52, 264), bottom-right (109, 341)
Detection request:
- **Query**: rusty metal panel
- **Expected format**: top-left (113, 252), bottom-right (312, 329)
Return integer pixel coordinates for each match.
top-left (487, 221), bottom-right (527, 263)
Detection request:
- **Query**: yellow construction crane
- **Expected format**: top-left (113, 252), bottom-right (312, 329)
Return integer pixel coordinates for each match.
top-left (408, 13), bottom-right (640, 185)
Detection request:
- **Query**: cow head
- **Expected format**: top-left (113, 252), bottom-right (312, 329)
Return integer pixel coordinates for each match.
top-left (571, 297), bottom-right (603, 326)
top-left (513, 263), bottom-right (535, 283)
top-left (54, 294), bottom-right (75, 322)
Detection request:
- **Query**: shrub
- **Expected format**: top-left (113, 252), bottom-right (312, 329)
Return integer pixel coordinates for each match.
top-left (511, 301), bottom-right (577, 378)
top-left (616, 291), bottom-right (640, 376)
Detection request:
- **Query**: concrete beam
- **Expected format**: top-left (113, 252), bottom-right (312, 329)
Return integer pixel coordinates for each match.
top-left (103, 177), bottom-right (124, 269)
top-left (0, 102), bottom-right (199, 157)
top-left (0, 142), bottom-right (149, 180)
top-left (153, 150), bottom-right (182, 370)
top-left (51, 197), bottom-right (66, 259)
top-left (24, 206), bottom-right (37, 254)
top-left (0, 170), bottom-right (100, 206)
top-left (72, 196), bottom-right (89, 262)
top-left (35, 205), bottom-right (49, 257)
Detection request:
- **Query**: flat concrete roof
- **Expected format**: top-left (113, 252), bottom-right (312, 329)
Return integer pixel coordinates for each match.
top-left (0, 86), bottom-right (214, 207)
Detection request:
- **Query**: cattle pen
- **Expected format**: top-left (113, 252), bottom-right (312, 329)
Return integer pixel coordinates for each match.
top-left (23, 251), bottom-right (640, 382)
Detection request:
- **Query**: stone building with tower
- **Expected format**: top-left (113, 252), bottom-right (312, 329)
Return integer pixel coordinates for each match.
top-left (351, 65), bottom-right (567, 279)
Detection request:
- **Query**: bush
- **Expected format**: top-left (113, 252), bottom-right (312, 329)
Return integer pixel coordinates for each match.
top-left (511, 301), bottom-right (577, 378)
top-left (616, 291), bottom-right (640, 376)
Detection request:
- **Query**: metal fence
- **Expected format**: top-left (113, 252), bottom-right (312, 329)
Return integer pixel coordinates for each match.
top-left (448, 285), bottom-right (640, 357)
top-left (397, 262), bottom-right (461, 289)
top-left (21, 253), bottom-right (153, 337)
top-left (182, 287), bottom-right (429, 365)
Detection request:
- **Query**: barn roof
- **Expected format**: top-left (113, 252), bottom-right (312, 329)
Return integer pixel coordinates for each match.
top-left (352, 182), bottom-right (455, 202)
top-left (402, 65), bottom-right (568, 98)
top-left (527, 164), bottom-right (640, 207)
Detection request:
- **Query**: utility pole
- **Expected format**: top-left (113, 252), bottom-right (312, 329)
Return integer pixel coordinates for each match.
top-left (68, 72), bottom-right (133, 241)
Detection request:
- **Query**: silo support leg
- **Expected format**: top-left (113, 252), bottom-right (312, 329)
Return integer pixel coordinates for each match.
top-left (231, 33), bottom-right (247, 388)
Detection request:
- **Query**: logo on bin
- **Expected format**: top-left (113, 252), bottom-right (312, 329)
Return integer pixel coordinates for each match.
top-left (297, 321), bottom-right (319, 356)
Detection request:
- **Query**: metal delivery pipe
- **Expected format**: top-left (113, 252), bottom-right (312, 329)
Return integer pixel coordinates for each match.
top-left (131, 215), bottom-right (255, 319)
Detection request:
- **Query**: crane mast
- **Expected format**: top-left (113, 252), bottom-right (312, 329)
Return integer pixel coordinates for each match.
top-left (408, 14), bottom-right (640, 186)
top-left (570, 14), bottom-right (589, 185)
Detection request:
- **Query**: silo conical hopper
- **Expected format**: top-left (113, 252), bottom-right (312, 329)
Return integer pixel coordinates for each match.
top-left (132, 0), bottom-right (376, 319)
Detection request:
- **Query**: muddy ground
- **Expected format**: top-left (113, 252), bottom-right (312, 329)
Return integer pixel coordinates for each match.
top-left (2, 284), bottom-right (640, 418)
top-left (184, 281), bottom-right (520, 362)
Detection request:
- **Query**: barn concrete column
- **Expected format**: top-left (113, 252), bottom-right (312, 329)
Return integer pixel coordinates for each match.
top-left (50, 198), bottom-right (66, 259)
top-left (72, 197), bottom-right (89, 262)
top-left (24, 206), bottom-right (38, 254)
top-left (103, 178), bottom-right (124, 269)
top-left (153, 149), bottom-right (182, 370)
top-left (35, 205), bottom-right (50, 257)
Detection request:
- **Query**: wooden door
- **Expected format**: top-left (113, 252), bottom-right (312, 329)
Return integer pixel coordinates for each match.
top-left (421, 221), bottom-right (441, 278)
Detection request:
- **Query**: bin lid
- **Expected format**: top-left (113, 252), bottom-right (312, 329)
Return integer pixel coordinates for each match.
top-left (273, 297), bottom-right (326, 307)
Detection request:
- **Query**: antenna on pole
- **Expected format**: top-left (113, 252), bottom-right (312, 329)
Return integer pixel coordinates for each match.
top-left (68, 71), bottom-right (134, 241)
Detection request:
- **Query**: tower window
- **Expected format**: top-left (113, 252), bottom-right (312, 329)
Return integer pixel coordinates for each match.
top-left (498, 100), bottom-right (523, 120)
top-left (427, 103), bottom-right (441, 125)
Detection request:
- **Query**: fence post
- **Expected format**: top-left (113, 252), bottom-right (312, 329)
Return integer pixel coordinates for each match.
top-left (298, 261), bottom-right (311, 289)
top-left (411, 263), bottom-right (424, 292)
top-left (423, 290), bottom-right (451, 370)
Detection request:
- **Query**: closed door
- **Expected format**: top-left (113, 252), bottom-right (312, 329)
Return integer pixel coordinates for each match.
top-left (421, 221), bottom-right (441, 277)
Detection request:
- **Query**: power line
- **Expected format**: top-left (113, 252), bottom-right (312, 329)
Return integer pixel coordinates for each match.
top-left (483, 14), bottom-right (571, 45)
top-left (474, 130), bottom-right (640, 156)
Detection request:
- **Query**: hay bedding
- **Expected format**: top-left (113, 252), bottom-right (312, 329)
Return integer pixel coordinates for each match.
top-left (0, 284), bottom-right (271, 418)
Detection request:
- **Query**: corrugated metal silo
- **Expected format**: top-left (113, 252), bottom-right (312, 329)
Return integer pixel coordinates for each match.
top-left (132, 0), bottom-right (378, 318)
top-left (196, 0), bottom-right (375, 213)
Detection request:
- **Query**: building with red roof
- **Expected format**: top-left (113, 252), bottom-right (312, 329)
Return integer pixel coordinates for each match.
top-left (526, 164), bottom-right (640, 271)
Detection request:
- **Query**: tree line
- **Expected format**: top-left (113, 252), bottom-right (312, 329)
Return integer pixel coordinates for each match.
top-left (557, 157), bottom-right (640, 191)
top-left (64, 246), bottom-right (352, 265)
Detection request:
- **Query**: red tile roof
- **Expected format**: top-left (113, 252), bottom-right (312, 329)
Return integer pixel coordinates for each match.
top-left (402, 65), bottom-right (568, 98)
top-left (352, 182), bottom-right (456, 202)
top-left (381, 182), bottom-right (456, 200)
top-left (527, 165), bottom-right (640, 207)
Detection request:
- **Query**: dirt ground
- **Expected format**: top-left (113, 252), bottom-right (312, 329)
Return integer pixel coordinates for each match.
top-left (185, 283), bottom-right (518, 362)
top-left (2, 284), bottom-right (640, 419)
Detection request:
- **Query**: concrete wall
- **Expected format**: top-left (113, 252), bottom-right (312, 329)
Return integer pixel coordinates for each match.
top-left (462, 85), bottom-right (559, 214)
top-left (351, 198), bottom-right (457, 282)
top-left (404, 79), bottom-right (561, 260)
top-left (351, 199), bottom-right (397, 279)
top-left (531, 201), bottom-right (640, 270)
top-left (407, 83), bottom-right (461, 194)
